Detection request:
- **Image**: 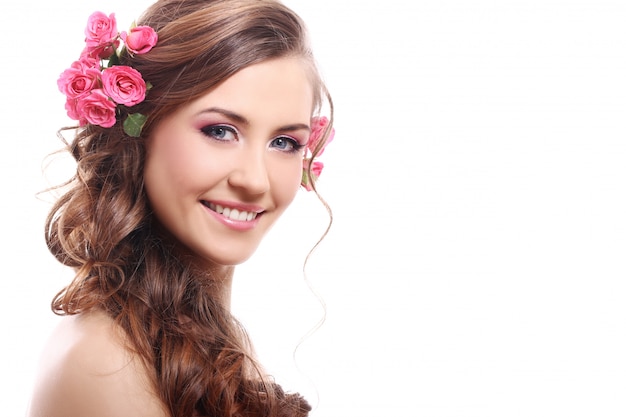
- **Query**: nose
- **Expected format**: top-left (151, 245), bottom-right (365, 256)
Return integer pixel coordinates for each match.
top-left (227, 146), bottom-right (270, 195)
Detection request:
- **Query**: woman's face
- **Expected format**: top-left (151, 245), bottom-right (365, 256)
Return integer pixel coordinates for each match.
top-left (144, 57), bottom-right (314, 267)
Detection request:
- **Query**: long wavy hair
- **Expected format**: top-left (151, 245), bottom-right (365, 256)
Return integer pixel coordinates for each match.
top-left (45, 1), bottom-right (334, 416)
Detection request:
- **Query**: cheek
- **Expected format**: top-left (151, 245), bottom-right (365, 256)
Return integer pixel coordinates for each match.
top-left (269, 157), bottom-right (303, 203)
top-left (147, 137), bottom-right (224, 194)
top-left (145, 147), bottom-right (191, 197)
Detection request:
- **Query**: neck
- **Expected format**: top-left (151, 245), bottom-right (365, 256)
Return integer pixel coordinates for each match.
top-left (211, 265), bottom-right (234, 312)
top-left (153, 221), bottom-right (235, 312)
top-left (189, 260), bottom-right (235, 312)
top-left (183, 257), bottom-right (236, 312)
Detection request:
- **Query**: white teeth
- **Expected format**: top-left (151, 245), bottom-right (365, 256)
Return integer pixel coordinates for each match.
top-left (207, 202), bottom-right (258, 222)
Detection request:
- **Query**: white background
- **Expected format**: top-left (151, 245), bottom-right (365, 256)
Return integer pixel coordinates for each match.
top-left (2, 0), bottom-right (626, 416)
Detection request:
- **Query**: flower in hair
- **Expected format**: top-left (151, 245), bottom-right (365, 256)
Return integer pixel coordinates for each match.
top-left (301, 116), bottom-right (335, 191)
top-left (57, 12), bottom-right (157, 137)
top-left (121, 26), bottom-right (159, 54)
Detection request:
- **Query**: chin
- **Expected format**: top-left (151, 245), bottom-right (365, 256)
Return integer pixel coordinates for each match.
top-left (196, 247), bottom-right (259, 268)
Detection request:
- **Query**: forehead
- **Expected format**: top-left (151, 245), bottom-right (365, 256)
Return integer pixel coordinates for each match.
top-left (190, 57), bottom-right (315, 125)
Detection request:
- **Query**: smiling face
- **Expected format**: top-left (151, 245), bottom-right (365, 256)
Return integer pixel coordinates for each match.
top-left (143, 57), bottom-right (314, 267)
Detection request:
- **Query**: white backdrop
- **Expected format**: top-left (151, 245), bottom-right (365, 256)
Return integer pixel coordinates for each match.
top-left (2, 0), bottom-right (625, 416)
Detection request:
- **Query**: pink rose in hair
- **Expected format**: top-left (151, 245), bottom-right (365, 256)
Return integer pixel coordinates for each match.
top-left (307, 116), bottom-right (335, 157)
top-left (84, 12), bottom-right (119, 59)
top-left (310, 160), bottom-right (324, 179)
top-left (101, 66), bottom-right (147, 106)
top-left (301, 159), bottom-right (324, 191)
top-left (77, 89), bottom-right (117, 128)
top-left (64, 98), bottom-right (81, 122)
top-left (121, 26), bottom-right (158, 54)
top-left (77, 51), bottom-right (100, 69)
top-left (57, 63), bottom-right (101, 99)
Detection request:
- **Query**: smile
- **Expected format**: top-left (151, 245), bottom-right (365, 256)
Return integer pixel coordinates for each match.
top-left (203, 201), bottom-right (260, 222)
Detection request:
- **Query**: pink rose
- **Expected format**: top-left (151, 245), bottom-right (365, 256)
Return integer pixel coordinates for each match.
top-left (57, 63), bottom-right (101, 99)
top-left (120, 26), bottom-right (158, 54)
top-left (64, 98), bottom-right (81, 121)
top-left (101, 66), bottom-right (146, 106)
top-left (77, 89), bottom-right (117, 128)
top-left (301, 159), bottom-right (324, 191)
top-left (77, 50), bottom-right (101, 69)
top-left (84, 12), bottom-right (119, 59)
top-left (85, 42), bottom-right (119, 60)
top-left (307, 116), bottom-right (335, 156)
top-left (310, 160), bottom-right (324, 178)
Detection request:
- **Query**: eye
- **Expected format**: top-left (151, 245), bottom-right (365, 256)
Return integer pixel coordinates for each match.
top-left (270, 136), bottom-right (304, 154)
top-left (200, 125), bottom-right (237, 142)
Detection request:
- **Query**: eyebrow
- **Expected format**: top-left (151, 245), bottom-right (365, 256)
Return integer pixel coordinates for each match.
top-left (198, 107), bottom-right (310, 133)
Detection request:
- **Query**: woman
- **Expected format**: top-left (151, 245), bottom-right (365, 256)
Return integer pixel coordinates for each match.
top-left (28, 0), bottom-right (334, 416)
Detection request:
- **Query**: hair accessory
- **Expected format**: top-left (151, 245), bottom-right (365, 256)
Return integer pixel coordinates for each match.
top-left (301, 116), bottom-right (335, 191)
top-left (57, 12), bottom-right (158, 137)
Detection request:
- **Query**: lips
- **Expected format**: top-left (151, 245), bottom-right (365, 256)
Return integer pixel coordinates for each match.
top-left (202, 201), bottom-right (261, 222)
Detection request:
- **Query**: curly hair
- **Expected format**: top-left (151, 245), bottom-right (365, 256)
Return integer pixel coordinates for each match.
top-left (45, 1), bottom-right (333, 416)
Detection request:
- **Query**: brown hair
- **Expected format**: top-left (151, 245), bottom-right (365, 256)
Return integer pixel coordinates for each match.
top-left (45, 0), bottom-right (333, 416)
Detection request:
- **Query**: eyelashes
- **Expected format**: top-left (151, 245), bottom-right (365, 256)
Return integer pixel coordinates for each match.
top-left (200, 124), bottom-right (305, 154)
top-left (270, 136), bottom-right (305, 154)
top-left (200, 125), bottom-right (237, 141)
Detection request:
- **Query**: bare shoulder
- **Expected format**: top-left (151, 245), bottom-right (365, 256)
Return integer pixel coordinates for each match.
top-left (27, 311), bottom-right (168, 417)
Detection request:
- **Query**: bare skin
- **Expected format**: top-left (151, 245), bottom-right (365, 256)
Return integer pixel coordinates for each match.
top-left (27, 311), bottom-right (169, 417)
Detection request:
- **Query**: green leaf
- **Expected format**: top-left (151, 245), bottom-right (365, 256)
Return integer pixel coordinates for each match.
top-left (123, 113), bottom-right (147, 137)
